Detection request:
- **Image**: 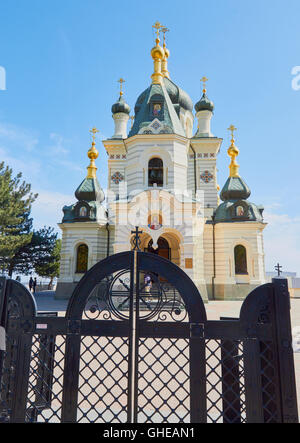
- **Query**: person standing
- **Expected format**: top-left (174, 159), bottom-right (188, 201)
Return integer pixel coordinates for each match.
top-left (144, 273), bottom-right (152, 293)
top-left (29, 276), bottom-right (33, 293)
top-left (33, 278), bottom-right (37, 294)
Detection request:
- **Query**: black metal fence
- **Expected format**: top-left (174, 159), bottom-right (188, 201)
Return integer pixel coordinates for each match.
top-left (0, 251), bottom-right (298, 423)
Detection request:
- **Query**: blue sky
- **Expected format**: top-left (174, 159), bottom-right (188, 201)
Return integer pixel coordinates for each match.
top-left (0, 0), bottom-right (300, 274)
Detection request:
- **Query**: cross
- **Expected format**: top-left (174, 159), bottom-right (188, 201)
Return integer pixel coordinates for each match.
top-left (131, 226), bottom-right (143, 251)
top-left (89, 127), bottom-right (99, 144)
top-left (200, 76), bottom-right (208, 94)
top-left (275, 263), bottom-right (283, 277)
top-left (118, 78), bottom-right (125, 96)
top-left (152, 21), bottom-right (162, 39)
top-left (228, 124), bottom-right (237, 142)
top-left (161, 26), bottom-right (169, 45)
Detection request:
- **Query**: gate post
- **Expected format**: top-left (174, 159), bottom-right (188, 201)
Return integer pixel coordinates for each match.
top-left (0, 277), bottom-right (8, 410)
top-left (0, 278), bottom-right (7, 375)
top-left (272, 278), bottom-right (298, 423)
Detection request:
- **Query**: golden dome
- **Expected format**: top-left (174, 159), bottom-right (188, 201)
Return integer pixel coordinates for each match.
top-left (163, 45), bottom-right (170, 59)
top-left (151, 43), bottom-right (164, 60)
top-left (227, 143), bottom-right (239, 158)
top-left (88, 143), bottom-right (99, 160)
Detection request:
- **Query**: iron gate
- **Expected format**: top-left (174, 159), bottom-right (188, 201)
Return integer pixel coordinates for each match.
top-left (0, 249), bottom-right (298, 423)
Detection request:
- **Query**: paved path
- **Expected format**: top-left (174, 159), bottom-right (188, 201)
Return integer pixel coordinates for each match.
top-left (34, 291), bottom-right (68, 312)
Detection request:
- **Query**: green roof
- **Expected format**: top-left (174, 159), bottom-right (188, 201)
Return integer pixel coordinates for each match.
top-left (220, 176), bottom-right (251, 201)
top-left (75, 177), bottom-right (105, 203)
top-left (61, 176), bottom-right (106, 223)
top-left (214, 175), bottom-right (264, 223)
top-left (128, 77), bottom-right (192, 137)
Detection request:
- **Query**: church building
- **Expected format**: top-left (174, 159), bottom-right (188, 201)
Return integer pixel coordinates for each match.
top-left (55, 23), bottom-right (266, 301)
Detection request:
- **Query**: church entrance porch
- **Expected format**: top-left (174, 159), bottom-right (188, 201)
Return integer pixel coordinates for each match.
top-left (131, 231), bottom-right (181, 268)
top-left (145, 237), bottom-right (170, 260)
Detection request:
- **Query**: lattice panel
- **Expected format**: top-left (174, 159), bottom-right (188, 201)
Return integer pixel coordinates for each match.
top-left (259, 341), bottom-right (278, 423)
top-left (25, 335), bottom-right (66, 422)
top-left (77, 336), bottom-right (129, 423)
top-left (206, 339), bottom-right (246, 423)
top-left (0, 335), bottom-right (18, 422)
top-left (137, 338), bottom-right (190, 423)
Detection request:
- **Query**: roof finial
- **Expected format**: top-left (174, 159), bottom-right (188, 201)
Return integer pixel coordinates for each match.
top-left (151, 21), bottom-right (164, 84)
top-left (161, 26), bottom-right (170, 79)
top-left (200, 76), bottom-right (208, 94)
top-left (118, 77), bottom-right (125, 97)
top-left (227, 125), bottom-right (240, 178)
top-left (87, 127), bottom-right (99, 179)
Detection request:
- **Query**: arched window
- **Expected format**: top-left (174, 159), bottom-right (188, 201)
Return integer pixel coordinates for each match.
top-left (76, 244), bottom-right (88, 273)
top-left (234, 245), bottom-right (248, 275)
top-left (148, 157), bottom-right (163, 187)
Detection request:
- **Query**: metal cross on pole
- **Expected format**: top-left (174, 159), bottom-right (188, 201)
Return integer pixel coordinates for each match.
top-left (118, 78), bottom-right (125, 96)
top-left (89, 127), bottom-right (99, 144)
top-left (275, 263), bottom-right (283, 277)
top-left (200, 76), bottom-right (208, 94)
top-left (131, 226), bottom-right (143, 251)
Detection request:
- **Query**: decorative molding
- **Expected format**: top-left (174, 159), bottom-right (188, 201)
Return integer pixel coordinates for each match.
top-left (111, 171), bottom-right (124, 184)
top-left (109, 154), bottom-right (126, 160)
top-left (200, 170), bottom-right (214, 183)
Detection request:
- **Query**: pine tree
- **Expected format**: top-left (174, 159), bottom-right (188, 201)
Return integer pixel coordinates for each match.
top-left (8, 226), bottom-right (58, 277)
top-left (35, 238), bottom-right (61, 289)
top-left (0, 162), bottom-right (37, 274)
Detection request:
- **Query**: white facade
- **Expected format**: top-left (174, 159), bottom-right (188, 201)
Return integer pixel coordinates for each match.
top-left (56, 42), bottom-right (267, 301)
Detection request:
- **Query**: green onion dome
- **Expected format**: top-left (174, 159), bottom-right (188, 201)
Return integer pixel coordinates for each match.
top-left (220, 176), bottom-right (251, 202)
top-left (195, 93), bottom-right (214, 113)
top-left (111, 95), bottom-right (131, 115)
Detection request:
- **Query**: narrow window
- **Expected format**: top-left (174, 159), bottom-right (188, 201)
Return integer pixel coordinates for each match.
top-left (76, 244), bottom-right (88, 273)
top-left (148, 157), bottom-right (163, 187)
top-left (234, 245), bottom-right (248, 275)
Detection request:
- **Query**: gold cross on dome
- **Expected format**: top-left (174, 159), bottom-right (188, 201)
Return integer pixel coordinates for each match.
top-left (228, 124), bottom-right (237, 140)
top-left (152, 21), bottom-right (162, 39)
top-left (200, 76), bottom-right (208, 93)
top-left (118, 78), bottom-right (125, 96)
top-left (89, 127), bottom-right (99, 144)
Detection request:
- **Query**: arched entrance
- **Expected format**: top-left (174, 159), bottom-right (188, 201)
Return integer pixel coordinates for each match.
top-left (145, 236), bottom-right (170, 260)
top-left (131, 232), bottom-right (181, 267)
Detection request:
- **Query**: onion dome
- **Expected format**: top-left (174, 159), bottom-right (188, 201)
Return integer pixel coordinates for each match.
top-left (111, 94), bottom-right (130, 115)
top-left (62, 128), bottom-right (107, 224)
top-left (220, 176), bottom-right (251, 201)
top-left (195, 93), bottom-right (214, 113)
top-left (219, 127), bottom-right (250, 201)
top-left (75, 127), bottom-right (105, 203)
top-left (195, 78), bottom-right (214, 113)
top-left (75, 177), bottom-right (105, 203)
top-left (214, 126), bottom-right (264, 223)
